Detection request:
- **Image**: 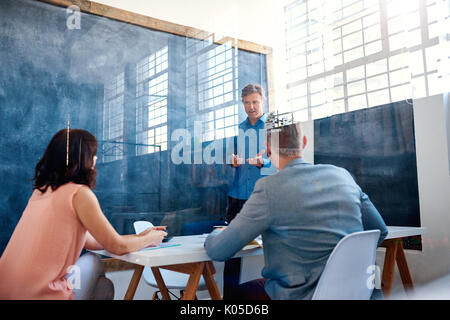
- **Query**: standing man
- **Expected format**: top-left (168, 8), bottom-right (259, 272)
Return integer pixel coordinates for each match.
top-left (206, 114), bottom-right (388, 300)
top-left (224, 84), bottom-right (271, 299)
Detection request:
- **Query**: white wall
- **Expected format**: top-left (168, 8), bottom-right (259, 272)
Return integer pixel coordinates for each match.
top-left (445, 93), bottom-right (450, 173)
top-left (94, 0), bottom-right (450, 297)
top-left (375, 94), bottom-right (450, 298)
top-left (409, 94), bottom-right (450, 279)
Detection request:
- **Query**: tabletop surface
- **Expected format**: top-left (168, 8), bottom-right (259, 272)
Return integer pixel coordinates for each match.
top-left (92, 226), bottom-right (427, 268)
top-left (93, 234), bottom-right (264, 268)
top-left (384, 226), bottom-right (427, 239)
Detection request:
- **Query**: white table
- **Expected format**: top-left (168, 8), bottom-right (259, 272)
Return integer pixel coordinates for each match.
top-left (384, 226), bottom-right (426, 240)
top-left (93, 226), bottom-right (426, 300)
top-left (92, 234), bottom-right (263, 300)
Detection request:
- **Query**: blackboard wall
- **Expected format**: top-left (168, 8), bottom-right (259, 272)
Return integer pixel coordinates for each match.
top-left (0, 0), bottom-right (268, 253)
top-left (0, 0), bottom-right (422, 255)
top-left (314, 102), bottom-right (421, 248)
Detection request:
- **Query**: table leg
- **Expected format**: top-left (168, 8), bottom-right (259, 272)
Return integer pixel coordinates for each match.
top-left (381, 239), bottom-right (398, 298)
top-left (203, 261), bottom-right (222, 300)
top-left (181, 262), bottom-right (204, 300)
top-left (395, 240), bottom-right (415, 293)
top-left (151, 267), bottom-right (172, 300)
top-left (381, 238), bottom-right (416, 298)
top-left (141, 261), bottom-right (223, 300)
top-left (124, 265), bottom-right (144, 300)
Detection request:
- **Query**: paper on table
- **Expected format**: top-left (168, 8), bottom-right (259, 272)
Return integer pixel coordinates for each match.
top-left (140, 243), bottom-right (181, 251)
top-left (243, 236), bottom-right (263, 250)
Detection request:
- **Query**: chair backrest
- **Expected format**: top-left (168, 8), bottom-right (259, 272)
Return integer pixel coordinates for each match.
top-left (133, 221), bottom-right (154, 234)
top-left (312, 230), bottom-right (381, 300)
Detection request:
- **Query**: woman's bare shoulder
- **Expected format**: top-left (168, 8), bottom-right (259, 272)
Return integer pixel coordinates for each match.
top-left (73, 185), bottom-right (98, 206)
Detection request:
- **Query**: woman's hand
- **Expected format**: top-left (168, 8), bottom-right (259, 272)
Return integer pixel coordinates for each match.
top-left (151, 226), bottom-right (167, 231)
top-left (140, 228), bottom-right (167, 247)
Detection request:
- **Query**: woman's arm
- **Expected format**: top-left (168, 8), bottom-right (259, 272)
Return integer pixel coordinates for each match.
top-left (84, 231), bottom-right (104, 251)
top-left (73, 186), bottom-right (167, 255)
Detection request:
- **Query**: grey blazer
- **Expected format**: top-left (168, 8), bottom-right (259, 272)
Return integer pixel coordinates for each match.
top-left (205, 158), bottom-right (388, 300)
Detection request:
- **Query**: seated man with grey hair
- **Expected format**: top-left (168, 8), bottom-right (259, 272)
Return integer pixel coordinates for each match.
top-left (204, 113), bottom-right (388, 300)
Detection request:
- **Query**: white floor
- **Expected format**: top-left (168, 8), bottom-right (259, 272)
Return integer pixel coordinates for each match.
top-left (388, 274), bottom-right (450, 300)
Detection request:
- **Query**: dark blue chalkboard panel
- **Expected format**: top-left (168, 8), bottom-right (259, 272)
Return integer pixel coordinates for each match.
top-left (0, 0), bottom-right (268, 254)
top-left (314, 102), bottom-right (421, 248)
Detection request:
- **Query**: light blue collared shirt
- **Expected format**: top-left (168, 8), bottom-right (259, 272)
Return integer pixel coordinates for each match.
top-left (227, 113), bottom-right (271, 200)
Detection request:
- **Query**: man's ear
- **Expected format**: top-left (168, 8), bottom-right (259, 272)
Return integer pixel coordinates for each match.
top-left (302, 135), bottom-right (308, 150)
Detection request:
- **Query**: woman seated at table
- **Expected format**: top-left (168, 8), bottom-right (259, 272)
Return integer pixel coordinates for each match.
top-left (0, 129), bottom-right (167, 299)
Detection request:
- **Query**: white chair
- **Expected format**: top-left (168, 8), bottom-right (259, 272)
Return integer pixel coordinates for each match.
top-left (312, 230), bottom-right (381, 300)
top-left (133, 221), bottom-right (208, 300)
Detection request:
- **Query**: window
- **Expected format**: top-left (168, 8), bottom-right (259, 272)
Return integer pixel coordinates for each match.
top-left (136, 46), bottom-right (169, 154)
top-left (102, 72), bottom-right (125, 162)
top-left (284, 0), bottom-right (450, 121)
top-left (186, 36), bottom-right (239, 142)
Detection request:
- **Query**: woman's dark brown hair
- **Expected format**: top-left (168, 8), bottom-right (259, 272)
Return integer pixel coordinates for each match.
top-left (33, 129), bottom-right (98, 193)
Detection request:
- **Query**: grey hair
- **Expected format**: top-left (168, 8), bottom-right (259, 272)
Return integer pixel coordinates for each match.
top-left (278, 147), bottom-right (302, 157)
top-left (241, 84), bottom-right (265, 101)
top-left (266, 122), bottom-right (303, 157)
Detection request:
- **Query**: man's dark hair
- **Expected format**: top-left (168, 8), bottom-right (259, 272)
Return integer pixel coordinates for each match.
top-left (33, 129), bottom-right (98, 193)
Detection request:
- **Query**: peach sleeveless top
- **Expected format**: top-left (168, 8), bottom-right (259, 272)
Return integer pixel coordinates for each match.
top-left (0, 183), bottom-right (87, 299)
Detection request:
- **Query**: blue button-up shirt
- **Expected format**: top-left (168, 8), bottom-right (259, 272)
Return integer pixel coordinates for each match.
top-left (228, 113), bottom-right (271, 200)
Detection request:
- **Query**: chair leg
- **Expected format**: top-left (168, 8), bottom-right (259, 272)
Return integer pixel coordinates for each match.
top-left (178, 290), bottom-right (194, 300)
top-left (151, 267), bottom-right (172, 300)
top-left (151, 290), bottom-right (181, 300)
